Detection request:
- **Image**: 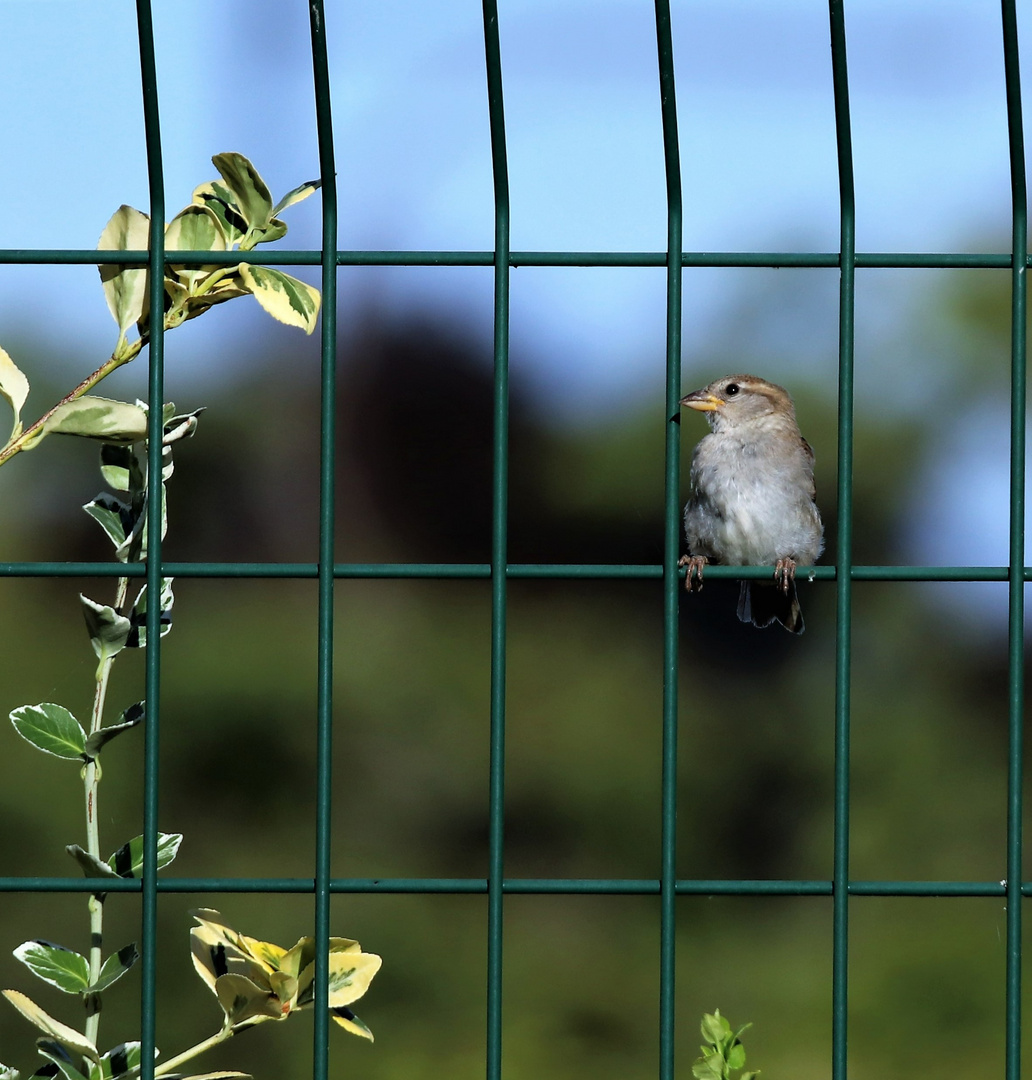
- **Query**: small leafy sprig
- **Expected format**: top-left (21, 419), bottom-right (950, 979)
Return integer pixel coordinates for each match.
top-left (0, 155), bottom-right (380, 1080)
top-left (692, 1010), bottom-right (759, 1080)
top-left (0, 152), bottom-right (321, 471)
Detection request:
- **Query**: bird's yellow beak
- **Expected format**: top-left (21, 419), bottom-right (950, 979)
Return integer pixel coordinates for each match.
top-left (679, 391), bottom-right (725, 412)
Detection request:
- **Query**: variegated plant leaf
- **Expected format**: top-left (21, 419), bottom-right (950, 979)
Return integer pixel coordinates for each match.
top-left (237, 264), bottom-right (320, 334)
top-left (126, 578), bottom-right (174, 648)
top-left (90, 943), bottom-right (139, 994)
top-left (331, 1005), bottom-right (375, 1041)
top-left (91, 1042), bottom-right (161, 1080)
top-left (43, 398), bottom-right (148, 445)
top-left (80, 595), bottom-right (131, 667)
top-left (13, 941), bottom-right (90, 995)
top-left (192, 180), bottom-right (246, 246)
top-left (295, 946), bottom-right (381, 1010)
top-left (65, 845), bottom-right (119, 879)
top-left (10, 703), bottom-right (86, 760)
top-left (83, 702), bottom-right (144, 760)
top-left (211, 153), bottom-right (273, 232)
top-left (1, 990), bottom-right (100, 1064)
top-left (34, 1040), bottom-right (89, 1080)
top-left (83, 492), bottom-right (131, 551)
top-left (214, 973), bottom-right (284, 1028)
top-left (98, 206), bottom-right (150, 336)
top-left (271, 179), bottom-right (321, 218)
top-left (0, 345), bottom-right (29, 443)
top-left (165, 205), bottom-right (226, 290)
top-left (173, 1072), bottom-right (251, 1080)
top-left (107, 832), bottom-right (182, 878)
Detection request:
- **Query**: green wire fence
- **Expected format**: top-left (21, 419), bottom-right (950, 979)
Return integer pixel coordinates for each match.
top-left (0, 2), bottom-right (1029, 1078)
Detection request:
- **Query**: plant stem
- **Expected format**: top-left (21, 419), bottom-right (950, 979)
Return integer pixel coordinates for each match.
top-left (82, 573), bottom-right (130, 1047)
top-left (153, 1026), bottom-right (234, 1076)
top-left (0, 341), bottom-right (143, 469)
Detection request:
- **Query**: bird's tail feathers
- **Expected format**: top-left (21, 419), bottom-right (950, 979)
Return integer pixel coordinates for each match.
top-left (738, 580), bottom-right (805, 635)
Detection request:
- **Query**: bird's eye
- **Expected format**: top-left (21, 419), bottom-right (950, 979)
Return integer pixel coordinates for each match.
top-left (725, 383), bottom-right (740, 396)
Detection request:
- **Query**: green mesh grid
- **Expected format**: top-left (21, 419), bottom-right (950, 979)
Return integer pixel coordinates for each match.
top-left (0, 2), bottom-right (1028, 1078)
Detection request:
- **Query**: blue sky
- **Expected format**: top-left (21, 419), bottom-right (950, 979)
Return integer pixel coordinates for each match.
top-left (1, 0), bottom-right (1030, 619)
top-left (0, 1), bottom-right (1021, 397)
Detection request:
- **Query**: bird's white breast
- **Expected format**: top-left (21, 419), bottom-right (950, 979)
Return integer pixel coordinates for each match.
top-left (684, 426), bottom-right (822, 566)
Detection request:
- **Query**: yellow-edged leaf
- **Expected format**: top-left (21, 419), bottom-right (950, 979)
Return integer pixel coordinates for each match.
top-left (0, 345), bottom-right (29, 441)
top-left (238, 934), bottom-right (288, 970)
top-left (331, 1006), bottom-right (375, 1041)
top-left (1, 989), bottom-right (100, 1063)
top-left (326, 950), bottom-right (382, 1008)
top-left (211, 153), bottom-right (273, 230)
top-left (165, 206), bottom-right (226, 290)
top-left (192, 180), bottom-right (246, 246)
top-left (214, 973), bottom-right (284, 1028)
top-left (237, 264), bottom-right (320, 333)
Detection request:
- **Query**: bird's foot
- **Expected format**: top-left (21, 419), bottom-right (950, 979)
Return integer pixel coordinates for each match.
top-left (679, 554), bottom-right (708, 592)
top-left (773, 557), bottom-right (797, 595)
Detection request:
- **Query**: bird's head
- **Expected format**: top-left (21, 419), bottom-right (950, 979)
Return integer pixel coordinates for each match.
top-left (679, 373), bottom-right (795, 430)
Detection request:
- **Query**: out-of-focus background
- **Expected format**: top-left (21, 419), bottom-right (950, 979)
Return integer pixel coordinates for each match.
top-left (0, 1), bottom-right (1029, 1077)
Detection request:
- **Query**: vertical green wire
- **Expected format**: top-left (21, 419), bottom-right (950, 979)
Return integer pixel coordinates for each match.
top-left (653, 2), bottom-right (682, 1077)
top-left (481, 3), bottom-right (510, 1078)
top-left (827, 3), bottom-right (855, 1078)
top-left (134, 1), bottom-right (164, 1075)
top-left (308, 3), bottom-right (337, 1079)
top-left (1000, 4), bottom-right (1026, 1077)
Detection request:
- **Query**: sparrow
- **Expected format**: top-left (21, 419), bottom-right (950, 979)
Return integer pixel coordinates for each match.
top-left (678, 373), bottom-right (823, 634)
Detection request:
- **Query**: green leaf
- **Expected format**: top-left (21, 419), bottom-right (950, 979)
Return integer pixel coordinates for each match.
top-left (13, 942), bottom-right (90, 994)
top-left (126, 579), bottom-right (174, 648)
top-left (83, 703), bottom-right (144, 760)
top-left (691, 1056), bottom-right (724, 1080)
top-left (1, 990), bottom-right (100, 1064)
top-left (701, 1011), bottom-right (730, 1046)
top-left (211, 153), bottom-right (273, 232)
top-left (108, 832), bottom-right (182, 878)
top-left (98, 205), bottom-right (150, 336)
top-left (271, 179), bottom-right (321, 218)
top-left (80, 595), bottom-right (131, 666)
top-left (237, 264), bottom-right (320, 334)
top-left (65, 845), bottom-right (118, 879)
top-left (90, 943), bottom-right (138, 994)
top-left (43, 398), bottom-right (148, 445)
top-left (10, 704), bottom-right (86, 759)
top-left (0, 344), bottom-right (29, 443)
top-left (34, 1042), bottom-right (89, 1080)
top-left (740, 1073), bottom-right (759, 1080)
top-left (727, 1042), bottom-right (746, 1070)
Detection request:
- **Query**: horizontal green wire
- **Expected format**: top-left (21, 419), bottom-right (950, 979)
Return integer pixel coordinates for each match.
top-left (0, 248), bottom-right (1026, 269)
top-left (0, 876), bottom-right (1021, 896)
top-left (0, 562), bottom-right (1027, 581)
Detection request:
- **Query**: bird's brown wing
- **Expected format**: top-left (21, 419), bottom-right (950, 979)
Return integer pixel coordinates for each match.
top-left (800, 435), bottom-right (816, 499)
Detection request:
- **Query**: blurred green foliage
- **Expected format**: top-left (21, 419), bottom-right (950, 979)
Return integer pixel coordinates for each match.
top-left (0, 265), bottom-right (1027, 1078)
